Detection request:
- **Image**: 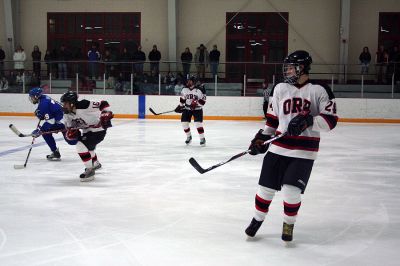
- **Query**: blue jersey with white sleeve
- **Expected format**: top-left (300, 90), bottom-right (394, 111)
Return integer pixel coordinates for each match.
top-left (36, 95), bottom-right (64, 125)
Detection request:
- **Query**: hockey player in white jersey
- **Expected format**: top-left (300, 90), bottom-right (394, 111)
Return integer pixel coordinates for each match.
top-left (174, 76), bottom-right (207, 146)
top-left (60, 91), bottom-right (113, 182)
top-left (245, 50), bottom-right (338, 242)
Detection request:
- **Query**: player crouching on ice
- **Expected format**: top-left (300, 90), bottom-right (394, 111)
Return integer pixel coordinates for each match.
top-left (60, 91), bottom-right (113, 182)
top-left (29, 87), bottom-right (77, 160)
top-left (244, 50), bottom-right (338, 242)
top-left (175, 76), bottom-right (207, 146)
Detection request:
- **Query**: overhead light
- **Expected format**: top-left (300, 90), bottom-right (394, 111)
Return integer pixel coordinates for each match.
top-left (236, 45), bottom-right (245, 49)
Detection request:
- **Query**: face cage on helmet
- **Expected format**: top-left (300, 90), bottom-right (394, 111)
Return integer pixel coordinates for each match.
top-left (282, 63), bottom-right (302, 84)
top-left (29, 95), bottom-right (39, 104)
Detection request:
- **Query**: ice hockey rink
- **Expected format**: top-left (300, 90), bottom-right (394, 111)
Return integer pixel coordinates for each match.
top-left (0, 116), bottom-right (399, 266)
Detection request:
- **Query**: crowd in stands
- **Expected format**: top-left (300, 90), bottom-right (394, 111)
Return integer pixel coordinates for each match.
top-left (359, 44), bottom-right (400, 84)
top-left (0, 42), bottom-right (221, 94)
top-left (0, 41), bottom-right (399, 94)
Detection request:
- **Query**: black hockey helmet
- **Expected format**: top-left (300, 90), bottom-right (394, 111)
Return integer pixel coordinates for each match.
top-left (188, 75), bottom-right (198, 82)
top-left (283, 50), bottom-right (312, 84)
top-left (60, 91), bottom-right (78, 104)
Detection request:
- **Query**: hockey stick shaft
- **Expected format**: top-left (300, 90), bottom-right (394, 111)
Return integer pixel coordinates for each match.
top-left (9, 123), bottom-right (101, 138)
top-left (189, 133), bottom-right (287, 174)
top-left (14, 120), bottom-right (41, 169)
top-left (149, 107), bottom-right (176, 115)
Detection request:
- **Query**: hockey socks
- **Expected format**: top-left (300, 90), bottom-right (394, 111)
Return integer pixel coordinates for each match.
top-left (254, 186), bottom-right (275, 221)
top-left (282, 185), bottom-right (301, 225)
top-left (246, 186), bottom-right (275, 237)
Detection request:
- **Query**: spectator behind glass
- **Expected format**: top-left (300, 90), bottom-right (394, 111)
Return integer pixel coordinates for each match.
top-left (375, 45), bottom-right (389, 84)
top-left (209, 45), bottom-right (221, 78)
top-left (133, 45), bottom-right (146, 76)
top-left (148, 44), bottom-right (161, 77)
top-left (0, 76), bottom-right (8, 92)
top-left (0, 45), bottom-right (5, 77)
top-left (119, 47), bottom-right (132, 81)
top-left (262, 80), bottom-right (270, 119)
top-left (44, 50), bottom-right (53, 77)
top-left (32, 45), bottom-right (42, 79)
top-left (88, 43), bottom-right (101, 80)
top-left (359, 46), bottom-right (371, 75)
top-left (57, 45), bottom-right (70, 80)
top-left (174, 78), bottom-right (184, 95)
top-left (181, 47), bottom-right (193, 78)
top-left (13, 45), bottom-right (26, 76)
top-left (388, 45), bottom-right (400, 84)
top-left (195, 44), bottom-right (209, 79)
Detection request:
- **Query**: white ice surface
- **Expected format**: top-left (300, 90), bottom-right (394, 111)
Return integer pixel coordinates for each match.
top-left (0, 117), bottom-right (399, 266)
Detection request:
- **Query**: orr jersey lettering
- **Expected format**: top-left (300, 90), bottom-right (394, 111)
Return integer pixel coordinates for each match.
top-left (180, 85), bottom-right (206, 110)
top-left (263, 80), bottom-right (338, 160)
top-left (63, 100), bottom-right (110, 134)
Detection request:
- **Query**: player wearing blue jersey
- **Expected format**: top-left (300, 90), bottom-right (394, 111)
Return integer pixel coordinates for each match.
top-left (29, 87), bottom-right (77, 161)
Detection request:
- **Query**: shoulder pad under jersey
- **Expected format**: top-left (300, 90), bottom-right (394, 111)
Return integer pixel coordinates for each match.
top-left (75, 99), bottom-right (91, 109)
top-left (309, 80), bottom-right (335, 100)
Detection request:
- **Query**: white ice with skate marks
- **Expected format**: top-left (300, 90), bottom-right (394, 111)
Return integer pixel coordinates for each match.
top-left (0, 117), bottom-right (399, 266)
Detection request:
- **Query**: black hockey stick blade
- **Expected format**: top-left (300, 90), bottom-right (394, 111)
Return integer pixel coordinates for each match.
top-left (149, 107), bottom-right (176, 115)
top-left (149, 107), bottom-right (159, 115)
top-left (188, 157), bottom-right (206, 174)
top-left (9, 124), bottom-right (31, 137)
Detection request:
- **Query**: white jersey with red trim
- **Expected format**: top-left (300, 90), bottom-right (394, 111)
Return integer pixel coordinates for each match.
top-left (179, 85), bottom-right (206, 110)
top-left (64, 100), bottom-right (110, 134)
top-left (263, 80), bottom-right (338, 160)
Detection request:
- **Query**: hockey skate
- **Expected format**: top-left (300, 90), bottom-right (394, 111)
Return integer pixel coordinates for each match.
top-left (245, 218), bottom-right (263, 237)
top-left (200, 138), bottom-right (206, 147)
top-left (93, 161), bottom-right (102, 170)
top-left (80, 168), bottom-right (95, 182)
top-left (281, 222), bottom-right (294, 242)
top-left (46, 148), bottom-right (61, 161)
top-left (185, 135), bottom-right (192, 145)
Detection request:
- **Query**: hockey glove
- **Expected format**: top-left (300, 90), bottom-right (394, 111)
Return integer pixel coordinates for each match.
top-left (66, 128), bottom-right (80, 141)
top-left (34, 109), bottom-right (44, 120)
top-left (190, 100), bottom-right (198, 110)
top-left (287, 111), bottom-right (313, 136)
top-left (100, 111), bottom-right (114, 129)
top-left (248, 129), bottom-right (271, 155)
top-left (31, 129), bottom-right (42, 138)
top-left (175, 105), bottom-right (184, 113)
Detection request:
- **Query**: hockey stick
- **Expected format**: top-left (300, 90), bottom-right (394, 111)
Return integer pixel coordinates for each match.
top-left (9, 124), bottom-right (66, 138)
top-left (189, 133), bottom-right (287, 174)
top-left (14, 120), bottom-right (42, 169)
top-left (9, 123), bottom-right (102, 138)
top-left (149, 107), bottom-right (176, 115)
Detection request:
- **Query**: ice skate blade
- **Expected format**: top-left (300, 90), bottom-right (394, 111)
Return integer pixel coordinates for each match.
top-left (47, 158), bottom-right (61, 161)
top-left (80, 176), bottom-right (95, 182)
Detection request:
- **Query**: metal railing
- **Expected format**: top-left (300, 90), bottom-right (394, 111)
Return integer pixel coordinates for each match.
top-left (0, 59), bottom-right (399, 98)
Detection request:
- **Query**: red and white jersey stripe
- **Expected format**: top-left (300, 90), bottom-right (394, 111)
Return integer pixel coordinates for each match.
top-left (263, 80), bottom-right (338, 160)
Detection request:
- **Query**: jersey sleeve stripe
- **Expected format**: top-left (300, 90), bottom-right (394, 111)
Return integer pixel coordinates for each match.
top-left (266, 114), bottom-right (279, 128)
top-left (319, 113), bottom-right (338, 130)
